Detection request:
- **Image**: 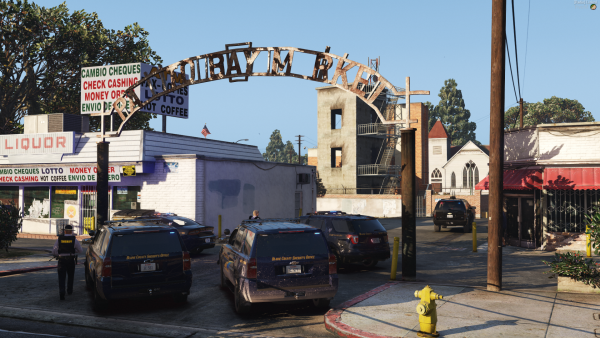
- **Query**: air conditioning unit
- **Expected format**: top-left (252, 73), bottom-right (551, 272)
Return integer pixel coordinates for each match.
top-left (297, 173), bottom-right (311, 184)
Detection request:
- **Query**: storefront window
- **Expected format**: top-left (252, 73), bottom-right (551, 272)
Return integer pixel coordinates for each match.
top-left (51, 186), bottom-right (78, 218)
top-left (24, 187), bottom-right (50, 219)
top-left (113, 186), bottom-right (140, 210)
top-left (0, 186), bottom-right (19, 206)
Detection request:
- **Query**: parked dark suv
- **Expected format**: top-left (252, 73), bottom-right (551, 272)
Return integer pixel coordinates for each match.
top-left (300, 212), bottom-right (390, 268)
top-left (433, 199), bottom-right (476, 233)
top-left (84, 221), bottom-right (193, 309)
top-left (219, 218), bottom-right (338, 314)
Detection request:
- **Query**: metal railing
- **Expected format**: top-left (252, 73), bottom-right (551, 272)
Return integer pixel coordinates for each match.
top-left (324, 187), bottom-right (400, 195)
top-left (357, 164), bottom-right (401, 176)
top-left (357, 123), bottom-right (402, 136)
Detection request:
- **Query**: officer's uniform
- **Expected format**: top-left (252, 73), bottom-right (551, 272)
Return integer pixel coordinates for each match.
top-left (52, 227), bottom-right (83, 300)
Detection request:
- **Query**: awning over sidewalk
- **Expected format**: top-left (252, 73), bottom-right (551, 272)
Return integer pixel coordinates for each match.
top-left (475, 169), bottom-right (543, 190)
top-left (544, 168), bottom-right (600, 190)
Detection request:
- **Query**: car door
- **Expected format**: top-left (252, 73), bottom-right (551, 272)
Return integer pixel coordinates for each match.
top-left (232, 228), bottom-right (247, 284)
top-left (222, 228), bottom-right (238, 283)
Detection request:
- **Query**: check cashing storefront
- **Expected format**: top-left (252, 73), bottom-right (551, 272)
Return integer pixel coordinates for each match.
top-left (0, 165), bottom-right (126, 235)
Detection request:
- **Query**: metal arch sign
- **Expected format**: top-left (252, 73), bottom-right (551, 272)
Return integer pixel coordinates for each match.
top-left (106, 42), bottom-right (429, 136)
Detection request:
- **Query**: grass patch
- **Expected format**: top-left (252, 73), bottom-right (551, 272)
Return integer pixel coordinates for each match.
top-left (0, 249), bottom-right (48, 259)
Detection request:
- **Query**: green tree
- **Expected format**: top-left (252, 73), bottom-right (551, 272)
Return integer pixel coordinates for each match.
top-left (262, 130), bottom-right (308, 164)
top-left (0, 0), bottom-right (163, 134)
top-left (263, 130), bottom-right (285, 162)
top-left (426, 79), bottom-right (479, 146)
top-left (0, 205), bottom-right (22, 252)
top-left (504, 96), bottom-right (595, 130)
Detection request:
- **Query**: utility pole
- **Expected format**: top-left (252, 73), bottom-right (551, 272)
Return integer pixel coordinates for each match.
top-left (296, 135), bottom-right (304, 165)
top-left (401, 128), bottom-right (416, 280)
top-left (162, 115), bottom-right (167, 133)
top-left (519, 98), bottom-right (524, 129)
top-left (488, 0), bottom-right (506, 292)
top-left (97, 115), bottom-right (110, 231)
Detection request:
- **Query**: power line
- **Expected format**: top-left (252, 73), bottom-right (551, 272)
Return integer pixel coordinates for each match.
top-left (505, 34), bottom-right (519, 104)
top-left (523, 0), bottom-right (531, 96)
top-left (511, 0), bottom-right (522, 99)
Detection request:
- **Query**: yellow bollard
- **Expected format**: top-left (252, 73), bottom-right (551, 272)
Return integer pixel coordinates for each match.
top-left (390, 237), bottom-right (400, 281)
top-left (472, 221), bottom-right (477, 252)
top-left (299, 208), bottom-right (303, 217)
top-left (587, 224), bottom-right (592, 258)
top-left (218, 215), bottom-right (222, 238)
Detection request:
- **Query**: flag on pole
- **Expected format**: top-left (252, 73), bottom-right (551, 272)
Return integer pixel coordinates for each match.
top-left (201, 124), bottom-right (211, 138)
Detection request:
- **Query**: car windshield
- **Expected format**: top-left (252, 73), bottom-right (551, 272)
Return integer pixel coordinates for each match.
top-left (436, 201), bottom-right (465, 211)
top-left (165, 216), bottom-right (199, 227)
top-left (256, 232), bottom-right (328, 258)
top-left (349, 219), bottom-right (386, 233)
top-left (109, 232), bottom-right (182, 257)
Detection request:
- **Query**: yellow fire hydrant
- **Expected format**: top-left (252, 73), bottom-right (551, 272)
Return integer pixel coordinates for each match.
top-left (414, 285), bottom-right (443, 337)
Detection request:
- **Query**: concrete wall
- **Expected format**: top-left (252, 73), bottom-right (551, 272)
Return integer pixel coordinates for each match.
top-left (538, 127), bottom-right (600, 161)
top-left (204, 160), bottom-right (316, 233)
top-left (317, 195), bottom-right (402, 217)
top-left (504, 128), bottom-right (538, 162)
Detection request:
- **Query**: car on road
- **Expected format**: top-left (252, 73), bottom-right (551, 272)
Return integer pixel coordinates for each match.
top-left (112, 210), bottom-right (216, 253)
top-left (432, 199), bottom-right (476, 233)
top-left (84, 221), bottom-right (193, 309)
top-left (299, 212), bottom-right (390, 268)
top-left (219, 218), bottom-right (338, 314)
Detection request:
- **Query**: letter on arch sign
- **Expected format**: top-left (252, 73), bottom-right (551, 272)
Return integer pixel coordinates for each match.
top-left (108, 42), bottom-right (430, 135)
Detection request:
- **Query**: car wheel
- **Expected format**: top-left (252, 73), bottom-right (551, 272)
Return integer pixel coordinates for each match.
top-left (93, 286), bottom-right (109, 311)
top-left (234, 283), bottom-right (251, 314)
top-left (84, 264), bottom-right (93, 291)
top-left (196, 248), bottom-right (204, 254)
top-left (434, 224), bottom-right (441, 232)
top-left (312, 298), bottom-right (330, 309)
top-left (363, 260), bottom-right (378, 268)
top-left (220, 263), bottom-right (227, 289)
top-left (173, 294), bottom-right (188, 304)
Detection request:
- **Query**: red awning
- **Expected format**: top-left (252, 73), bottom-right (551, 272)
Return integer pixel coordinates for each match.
top-left (475, 169), bottom-right (543, 190)
top-left (544, 168), bottom-right (600, 190)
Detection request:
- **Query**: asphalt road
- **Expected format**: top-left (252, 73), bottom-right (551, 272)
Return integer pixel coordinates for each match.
top-left (0, 218), bottom-right (564, 337)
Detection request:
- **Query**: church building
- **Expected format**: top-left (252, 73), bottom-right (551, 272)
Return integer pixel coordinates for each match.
top-left (428, 120), bottom-right (489, 195)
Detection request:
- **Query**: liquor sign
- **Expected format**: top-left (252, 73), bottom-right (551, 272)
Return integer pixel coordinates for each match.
top-left (0, 132), bottom-right (75, 155)
top-left (80, 63), bottom-right (189, 119)
top-left (0, 166), bottom-right (121, 183)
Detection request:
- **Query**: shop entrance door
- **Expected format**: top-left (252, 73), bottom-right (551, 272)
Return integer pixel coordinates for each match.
top-left (505, 196), bottom-right (536, 248)
top-left (81, 186), bottom-right (96, 234)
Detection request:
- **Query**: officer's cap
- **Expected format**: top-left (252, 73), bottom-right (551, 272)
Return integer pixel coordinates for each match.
top-left (64, 225), bottom-right (73, 230)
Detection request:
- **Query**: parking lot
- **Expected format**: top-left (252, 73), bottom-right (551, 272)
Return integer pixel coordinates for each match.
top-left (0, 218), bottom-right (560, 337)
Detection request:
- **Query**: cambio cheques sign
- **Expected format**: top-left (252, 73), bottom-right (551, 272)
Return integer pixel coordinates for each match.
top-left (80, 63), bottom-right (189, 119)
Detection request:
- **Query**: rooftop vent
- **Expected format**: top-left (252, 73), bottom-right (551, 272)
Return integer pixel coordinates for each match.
top-left (24, 114), bottom-right (89, 134)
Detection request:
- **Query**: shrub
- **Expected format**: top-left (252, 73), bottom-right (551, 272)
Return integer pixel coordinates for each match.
top-left (0, 204), bottom-right (23, 252)
top-left (543, 252), bottom-right (600, 288)
top-left (586, 208), bottom-right (600, 256)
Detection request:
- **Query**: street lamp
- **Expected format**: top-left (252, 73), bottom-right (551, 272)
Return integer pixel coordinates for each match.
top-left (235, 139), bottom-right (249, 143)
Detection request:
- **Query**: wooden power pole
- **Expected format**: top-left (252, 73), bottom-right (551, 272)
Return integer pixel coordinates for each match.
top-left (488, 0), bottom-right (506, 292)
top-left (296, 135), bottom-right (304, 165)
top-left (519, 98), bottom-right (524, 129)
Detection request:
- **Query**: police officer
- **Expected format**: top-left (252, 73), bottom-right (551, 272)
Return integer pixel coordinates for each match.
top-left (52, 225), bottom-right (83, 300)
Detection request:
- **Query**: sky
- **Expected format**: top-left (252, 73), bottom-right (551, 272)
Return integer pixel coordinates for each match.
top-left (42, 0), bottom-right (599, 153)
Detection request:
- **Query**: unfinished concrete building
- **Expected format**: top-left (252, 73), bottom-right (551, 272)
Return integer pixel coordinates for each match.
top-left (311, 85), bottom-right (429, 194)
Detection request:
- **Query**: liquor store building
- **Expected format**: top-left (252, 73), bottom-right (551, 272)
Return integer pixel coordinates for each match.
top-left (0, 114), bottom-right (316, 235)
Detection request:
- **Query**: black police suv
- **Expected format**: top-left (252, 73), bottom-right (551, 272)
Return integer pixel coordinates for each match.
top-left (432, 199), bottom-right (476, 233)
top-left (219, 219), bottom-right (338, 314)
top-left (112, 210), bottom-right (216, 254)
top-left (300, 212), bottom-right (390, 268)
top-left (84, 221), bottom-right (192, 309)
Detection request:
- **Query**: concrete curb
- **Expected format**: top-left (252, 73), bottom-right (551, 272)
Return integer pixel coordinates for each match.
top-left (0, 262), bottom-right (84, 277)
top-left (324, 281), bottom-right (400, 338)
top-left (0, 265), bottom-right (57, 277)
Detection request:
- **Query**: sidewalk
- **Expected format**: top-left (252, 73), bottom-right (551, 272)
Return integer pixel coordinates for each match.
top-left (325, 281), bottom-right (600, 338)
